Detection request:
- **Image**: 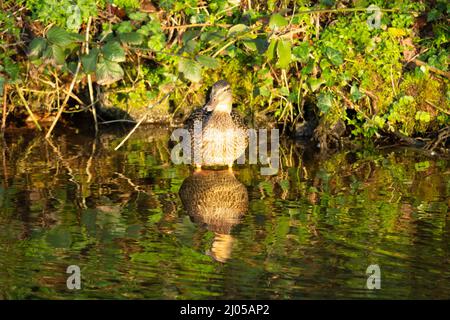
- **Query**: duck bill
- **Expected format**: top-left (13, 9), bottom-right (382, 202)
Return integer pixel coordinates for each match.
top-left (204, 100), bottom-right (216, 112)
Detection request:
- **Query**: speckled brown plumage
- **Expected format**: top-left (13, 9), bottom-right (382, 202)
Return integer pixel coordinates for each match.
top-left (179, 170), bottom-right (248, 234)
top-left (183, 80), bottom-right (248, 167)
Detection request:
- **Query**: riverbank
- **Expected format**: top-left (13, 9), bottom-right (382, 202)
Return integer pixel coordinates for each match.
top-left (0, 1), bottom-right (448, 152)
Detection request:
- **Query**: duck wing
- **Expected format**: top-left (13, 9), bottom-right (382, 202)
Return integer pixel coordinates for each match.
top-left (230, 110), bottom-right (247, 131)
top-left (184, 107), bottom-right (211, 133)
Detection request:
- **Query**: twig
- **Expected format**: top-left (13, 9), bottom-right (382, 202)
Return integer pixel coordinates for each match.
top-left (99, 119), bottom-right (137, 125)
top-left (426, 127), bottom-right (450, 152)
top-left (1, 84), bottom-right (7, 133)
top-left (161, 23), bottom-right (231, 30)
top-left (212, 40), bottom-right (236, 58)
top-left (15, 84), bottom-right (42, 131)
top-left (425, 100), bottom-right (450, 115)
top-left (409, 59), bottom-right (450, 79)
top-left (85, 16), bottom-right (98, 135)
top-left (114, 93), bottom-right (170, 151)
top-left (62, 100), bottom-right (98, 114)
top-left (45, 61), bottom-right (81, 139)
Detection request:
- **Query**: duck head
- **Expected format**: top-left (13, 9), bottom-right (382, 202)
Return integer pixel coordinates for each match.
top-left (204, 80), bottom-right (233, 113)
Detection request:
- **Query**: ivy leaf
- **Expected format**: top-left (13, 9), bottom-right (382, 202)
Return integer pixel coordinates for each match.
top-left (350, 84), bottom-right (363, 101)
top-left (4, 57), bottom-right (19, 81)
top-left (96, 59), bottom-right (124, 85)
top-left (317, 92), bottom-right (333, 113)
top-left (102, 41), bottom-right (126, 62)
top-left (28, 37), bottom-right (48, 59)
top-left (47, 26), bottom-right (78, 48)
top-left (325, 47), bottom-right (343, 66)
top-left (178, 58), bottom-right (202, 82)
top-left (81, 48), bottom-right (99, 73)
top-left (308, 78), bottom-right (325, 92)
top-left (292, 42), bottom-right (310, 63)
top-left (301, 59), bottom-right (314, 75)
top-left (119, 32), bottom-right (144, 45)
top-left (228, 24), bottom-right (248, 37)
top-left (276, 40), bottom-right (291, 69)
top-left (195, 55), bottom-right (219, 69)
top-left (269, 13), bottom-right (288, 29)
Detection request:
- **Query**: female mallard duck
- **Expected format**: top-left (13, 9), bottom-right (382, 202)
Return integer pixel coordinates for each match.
top-left (184, 80), bottom-right (248, 169)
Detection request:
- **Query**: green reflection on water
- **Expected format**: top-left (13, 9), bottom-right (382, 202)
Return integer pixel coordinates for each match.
top-left (0, 126), bottom-right (448, 299)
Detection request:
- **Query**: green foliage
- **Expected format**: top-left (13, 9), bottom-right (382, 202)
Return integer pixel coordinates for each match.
top-left (25, 0), bottom-right (99, 31)
top-left (0, 9), bottom-right (22, 94)
top-left (111, 0), bottom-right (140, 10)
top-left (96, 58), bottom-right (124, 85)
top-left (387, 95), bottom-right (416, 135)
top-left (0, 0), bottom-right (448, 140)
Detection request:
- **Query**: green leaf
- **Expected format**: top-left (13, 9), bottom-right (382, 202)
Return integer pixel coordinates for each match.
top-left (4, 58), bottom-right (19, 81)
top-left (46, 26), bottom-right (77, 47)
top-left (325, 46), bottom-right (343, 66)
top-left (265, 39), bottom-right (277, 61)
top-left (415, 161), bottom-right (430, 171)
top-left (102, 41), bottom-right (126, 62)
top-left (28, 37), bottom-right (47, 59)
top-left (259, 86), bottom-right (271, 97)
top-left (243, 40), bottom-right (257, 51)
top-left (228, 24), bottom-right (248, 37)
top-left (178, 58), bottom-right (202, 82)
top-left (350, 84), bottom-right (363, 101)
top-left (147, 33), bottom-right (166, 51)
top-left (279, 87), bottom-right (289, 96)
top-left (301, 59), bottom-right (314, 75)
top-left (96, 59), bottom-right (124, 85)
top-left (317, 92), bottom-right (333, 113)
top-left (51, 45), bottom-right (66, 65)
top-left (119, 32), bottom-right (144, 45)
top-left (269, 13), bottom-right (288, 29)
top-left (41, 46), bottom-right (53, 61)
top-left (81, 48), bottom-right (99, 73)
top-left (276, 40), bottom-right (291, 69)
top-left (117, 21), bottom-right (133, 33)
top-left (195, 55), bottom-right (219, 69)
top-left (373, 115), bottom-right (385, 128)
top-left (292, 42), bottom-right (310, 63)
top-left (129, 11), bottom-right (148, 21)
top-left (308, 78), bottom-right (325, 92)
top-left (201, 31), bottom-right (225, 43)
top-left (415, 111), bottom-right (431, 122)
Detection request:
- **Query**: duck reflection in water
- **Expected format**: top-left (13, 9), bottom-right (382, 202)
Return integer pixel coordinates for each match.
top-left (179, 169), bottom-right (248, 263)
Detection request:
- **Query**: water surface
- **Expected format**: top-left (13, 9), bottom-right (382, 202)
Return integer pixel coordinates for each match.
top-left (0, 126), bottom-right (448, 299)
